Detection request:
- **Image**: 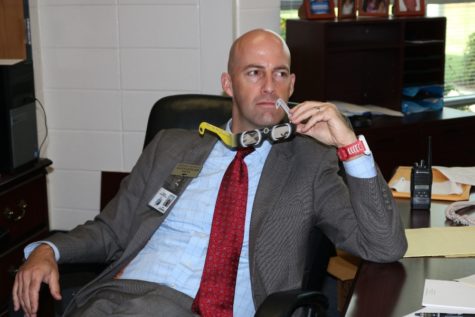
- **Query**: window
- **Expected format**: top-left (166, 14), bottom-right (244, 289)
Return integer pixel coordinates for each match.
top-left (429, 2), bottom-right (475, 106)
top-left (280, 1), bottom-right (475, 108)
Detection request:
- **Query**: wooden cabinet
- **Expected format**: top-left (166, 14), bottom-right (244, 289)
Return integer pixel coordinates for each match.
top-left (0, 0), bottom-right (29, 61)
top-left (0, 159), bottom-right (51, 316)
top-left (403, 18), bottom-right (446, 87)
top-left (286, 17), bottom-right (446, 111)
top-left (285, 16), bottom-right (460, 180)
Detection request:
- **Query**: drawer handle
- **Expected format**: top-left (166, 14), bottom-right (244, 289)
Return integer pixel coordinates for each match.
top-left (3, 200), bottom-right (28, 222)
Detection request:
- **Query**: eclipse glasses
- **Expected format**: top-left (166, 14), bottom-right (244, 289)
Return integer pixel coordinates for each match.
top-left (198, 98), bottom-right (296, 148)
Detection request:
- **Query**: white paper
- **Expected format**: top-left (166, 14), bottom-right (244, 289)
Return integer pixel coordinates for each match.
top-left (331, 100), bottom-right (403, 117)
top-left (422, 279), bottom-right (475, 310)
top-left (456, 274), bottom-right (475, 287)
top-left (390, 176), bottom-right (463, 195)
top-left (404, 306), bottom-right (475, 317)
top-left (433, 166), bottom-right (475, 186)
top-left (404, 276), bottom-right (475, 316)
top-left (364, 104), bottom-right (405, 117)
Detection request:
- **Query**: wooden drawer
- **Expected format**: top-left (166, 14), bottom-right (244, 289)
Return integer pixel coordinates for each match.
top-left (404, 18), bottom-right (446, 42)
top-left (0, 175), bottom-right (48, 252)
top-left (326, 23), bottom-right (400, 47)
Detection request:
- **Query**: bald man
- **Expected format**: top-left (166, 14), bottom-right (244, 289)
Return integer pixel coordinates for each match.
top-left (13, 29), bottom-right (406, 317)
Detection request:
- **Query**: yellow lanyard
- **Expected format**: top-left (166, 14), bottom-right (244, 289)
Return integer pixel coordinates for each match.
top-left (199, 122), bottom-right (237, 148)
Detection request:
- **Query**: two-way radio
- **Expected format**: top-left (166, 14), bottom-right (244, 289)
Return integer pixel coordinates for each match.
top-left (410, 136), bottom-right (433, 210)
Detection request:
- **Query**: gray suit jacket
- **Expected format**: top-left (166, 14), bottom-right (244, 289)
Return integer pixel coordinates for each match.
top-left (48, 128), bottom-right (407, 311)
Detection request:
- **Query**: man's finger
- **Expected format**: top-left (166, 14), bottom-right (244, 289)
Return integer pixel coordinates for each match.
top-left (292, 102), bottom-right (325, 126)
top-left (19, 271), bottom-right (33, 315)
top-left (12, 273), bottom-right (20, 311)
top-left (28, 275), bottom-right (43, 316)
top-left (48, 271), bottom-right (62, 300)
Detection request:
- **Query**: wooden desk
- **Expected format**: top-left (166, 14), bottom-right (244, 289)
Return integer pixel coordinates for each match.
top-left (344, 194), bottom-right (475, 317)
top-left (0, 159), bottom-right (52, 316)
top-left (354, 108), bottom-right (475, 180)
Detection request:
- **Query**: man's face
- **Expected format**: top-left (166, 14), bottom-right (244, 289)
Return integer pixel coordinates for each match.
top-left (222, 32), bottom-right (296, 133)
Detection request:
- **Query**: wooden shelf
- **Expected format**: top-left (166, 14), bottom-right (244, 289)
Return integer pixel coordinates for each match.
top-left (286, 17), bottom-right (446, 111)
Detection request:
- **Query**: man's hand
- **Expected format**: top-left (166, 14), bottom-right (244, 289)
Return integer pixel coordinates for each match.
top-left (289, 101), bottom-right (357, 148)
top-left (12, 244), bottom-right (62, 317)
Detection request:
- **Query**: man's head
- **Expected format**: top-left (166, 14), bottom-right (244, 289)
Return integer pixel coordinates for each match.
top-left (221, 29), bottom-right (296, 133)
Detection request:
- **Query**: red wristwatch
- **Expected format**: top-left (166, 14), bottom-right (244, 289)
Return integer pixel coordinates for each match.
top-left (337, 135), bottom-right (371, 161)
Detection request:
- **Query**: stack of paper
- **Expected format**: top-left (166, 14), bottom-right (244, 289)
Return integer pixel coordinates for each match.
top-left (389, 166), bottom-right (473, 201)
top-left (404, 276), bottom-right (475, 316)
top-left (422, 279), bottom-right (475, 311)
top-left (434, 166), bottom-right (475, 186)
top-left (331, 100), bottom-right (404, 117)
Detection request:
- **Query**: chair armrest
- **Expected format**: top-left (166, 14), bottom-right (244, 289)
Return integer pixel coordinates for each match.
top-left (254, 289), bottom-right (328, 317)
top-left (56, 263), bottom-right (108, 316)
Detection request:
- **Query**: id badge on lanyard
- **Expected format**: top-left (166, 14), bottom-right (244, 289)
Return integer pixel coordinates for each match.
top-left (148, 163), bottom-right (202, 214)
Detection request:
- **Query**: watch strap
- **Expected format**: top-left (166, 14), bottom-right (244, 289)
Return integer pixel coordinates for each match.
top-left (337, 135), bottom-right (371, 161)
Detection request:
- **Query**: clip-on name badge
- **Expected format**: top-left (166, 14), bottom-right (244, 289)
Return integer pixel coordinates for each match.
top-left (148, 163), bottom-right (202, 214)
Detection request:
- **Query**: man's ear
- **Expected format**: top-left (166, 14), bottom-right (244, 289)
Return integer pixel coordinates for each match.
top-left (221, 72), bottom-right (233, 97)
top-left (289, 73), bottom-right (296, 97)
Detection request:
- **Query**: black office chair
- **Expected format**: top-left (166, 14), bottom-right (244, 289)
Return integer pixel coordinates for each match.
top-left (144, 94), bottom-right (234, 148)
top-left (11, 94), bottom-right (332, 317)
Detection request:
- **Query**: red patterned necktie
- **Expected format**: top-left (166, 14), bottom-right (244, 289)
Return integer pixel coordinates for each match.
top-left (192, 147), bottom-right (254, 317)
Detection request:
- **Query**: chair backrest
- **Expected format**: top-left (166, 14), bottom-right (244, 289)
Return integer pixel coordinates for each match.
top-left (144, 94), bottom-right (233, 148)
top-left (101, 94), bottom-right (232, 211)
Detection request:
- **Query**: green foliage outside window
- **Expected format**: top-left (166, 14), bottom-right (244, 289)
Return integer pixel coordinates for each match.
top-left (464, 32), bottom-right (475, 87)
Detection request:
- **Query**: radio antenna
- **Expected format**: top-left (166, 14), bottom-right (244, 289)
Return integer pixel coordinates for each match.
top-left (427, 136), bottom-right (432, 168)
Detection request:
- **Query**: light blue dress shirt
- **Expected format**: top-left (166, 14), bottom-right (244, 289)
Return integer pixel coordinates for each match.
top-left (120, 137), bottom-right (271, 317)
top-left (25, 127), bottom-right (377, 317)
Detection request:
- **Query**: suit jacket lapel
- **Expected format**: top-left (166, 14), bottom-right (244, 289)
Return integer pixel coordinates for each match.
top-left (248, 141), bottom-right (294, 303)
top-left (73, 132), bottom-right (219, 308)
top-left (125, 133), bottom-right (218, 258)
